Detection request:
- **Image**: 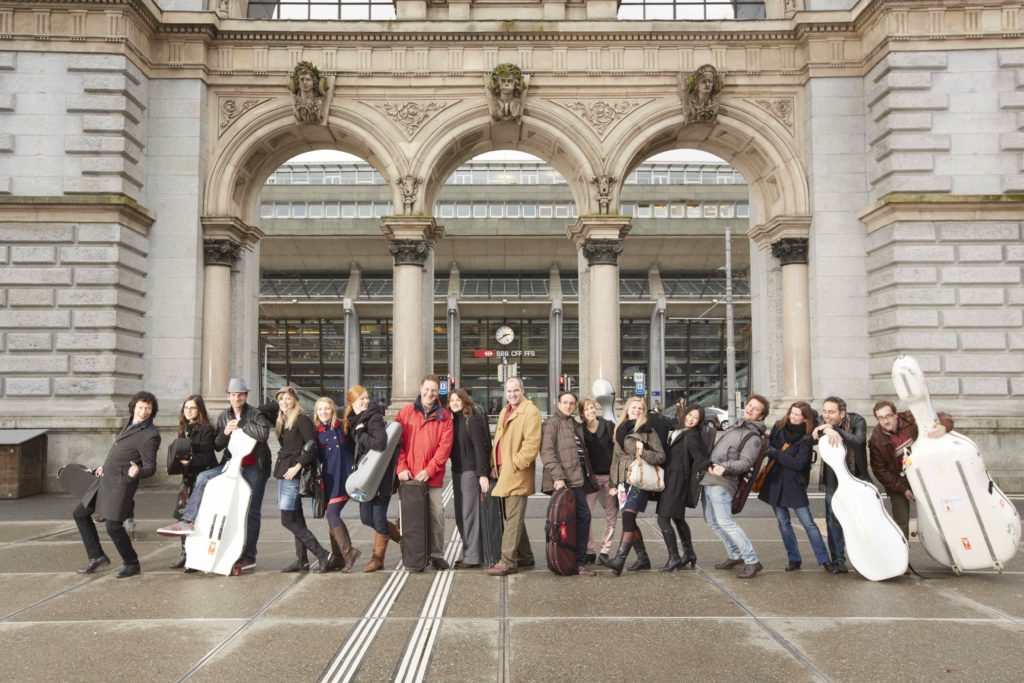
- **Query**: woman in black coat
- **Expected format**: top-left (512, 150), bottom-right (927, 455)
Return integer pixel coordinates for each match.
top-left (758, 400), bottom-right (833, 572)
top-left (657, 405), bottom-right (711, 571)
top-left (166, 394), bottom-right (218, 570)
top-left (448, 389), bottom-right (491, 569)
top-left (265, 387), bottom-right (332, 573)
top-left (73, 391), bottom-right (160, 578)
top-left (345, 384), bottom-right (395, 573)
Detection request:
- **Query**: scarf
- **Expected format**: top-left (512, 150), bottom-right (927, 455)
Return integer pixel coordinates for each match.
top-left (615, 419), bottom-right (636, 451)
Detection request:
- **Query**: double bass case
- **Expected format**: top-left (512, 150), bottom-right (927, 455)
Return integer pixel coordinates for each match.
top-left (892, 355), bottom-right (1021, 573)
top-left (544, 486), bottom-right (577, 575)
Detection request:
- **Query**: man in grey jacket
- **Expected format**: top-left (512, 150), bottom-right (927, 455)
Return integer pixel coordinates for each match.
top-left (701, 394), bottom-right (769, 579)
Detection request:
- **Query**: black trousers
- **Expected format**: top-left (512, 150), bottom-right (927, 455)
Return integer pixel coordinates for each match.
top-left (74, 501), bottom-right (138, 566)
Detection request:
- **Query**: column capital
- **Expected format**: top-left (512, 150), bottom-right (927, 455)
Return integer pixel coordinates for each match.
top-left (379, 215), bottom-right (444, 245)
top-left (203, 238), bottom-right (243, 267)
top-left (581, 237), bottom-right (624, 266)
top-left (747, 214), bottom-right (811, 249)
top-left (201, 215), bottom-right (264, 249)
top-left (771, 237), bottom-right (809, 266)
top-left (388, 238), bottom-right (430, 267)
top-left (567, 215), bottom-right (631, 247)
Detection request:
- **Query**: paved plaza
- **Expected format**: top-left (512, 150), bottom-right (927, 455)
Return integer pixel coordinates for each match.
top-left (1, 485), bottom-right (1022, 683)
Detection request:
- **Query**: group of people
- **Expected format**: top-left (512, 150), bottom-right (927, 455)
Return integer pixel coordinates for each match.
top-left (71, 375), bottom-right (952, 581)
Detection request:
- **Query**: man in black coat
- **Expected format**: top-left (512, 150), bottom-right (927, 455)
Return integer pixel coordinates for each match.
top-left (812, 395), bottom-right (868, 574)
top-left (157, 378), bottom-right (271, 573)
top-left (74, 391), bottom-right (160, 578)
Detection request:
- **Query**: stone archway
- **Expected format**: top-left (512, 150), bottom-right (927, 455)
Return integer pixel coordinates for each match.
top-left (608, 96), bottom-right (812, 402)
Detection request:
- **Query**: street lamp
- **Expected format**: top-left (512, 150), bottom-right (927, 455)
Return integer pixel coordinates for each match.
top-left (724, 227), bottom-right (737, 423)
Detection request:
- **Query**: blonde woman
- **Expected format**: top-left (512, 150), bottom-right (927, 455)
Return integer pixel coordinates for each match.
top-left (265, 387), bottom-right (332, 573)
top-left (607, 397), bottom-right (665, 576)
top-left (313, 397), bottom-right (360, 572)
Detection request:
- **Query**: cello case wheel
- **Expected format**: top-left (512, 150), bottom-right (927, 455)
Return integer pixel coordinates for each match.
top-left (952, 565), bottom-right (962, 576)
top-left (994, 561), bottom-right (1004, 574)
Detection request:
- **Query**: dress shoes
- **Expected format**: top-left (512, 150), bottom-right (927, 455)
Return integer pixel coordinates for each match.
top-left (831, 559), bottom-right (849, 574)
top-left (454, 561), bottom-right (480, 570)
top-left (736, 562), bottom-right (763, 579)
top-left (785, 561), bottom-right (802, 572)
top-left (431, 557), bottom-right (451, 571)
top-left (486, 562), bottom-right (518, 576)
top-left (518, 558), bottom-right (535, 568)
top-left (576, 566), bottom-right (597, 576)
top-left (77, 555), bottom-right (111, 574)
top-left (116, 563), bottom-right (141, 579)
top-left (584, 553), bottom-right (597, 565)
top-left (714, 558), bottom-right (744, 570)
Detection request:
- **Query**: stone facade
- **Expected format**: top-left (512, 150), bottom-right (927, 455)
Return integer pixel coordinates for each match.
top-left (0, 0), bottom-right (1021, 490)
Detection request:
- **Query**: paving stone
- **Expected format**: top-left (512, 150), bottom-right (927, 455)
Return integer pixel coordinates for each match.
top-left (426, 619), bottom-right (501, 682)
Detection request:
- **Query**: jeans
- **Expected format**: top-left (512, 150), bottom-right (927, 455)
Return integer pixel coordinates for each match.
top-left (570, 486), bottom-right (592, 568)
top-left (702, 485), bottom-right (758, 564)
top-left (181, 464), bottom-right (226, 523)
top-left (824, 485), bottom-right (846, 563)
top-left (773, 506), bottom-right (831, 565)
top-left (277, 477), bottom-right (300, 511)
top-left (74, 502), bottom-right (137, 565)
top-left (360, 495), bottom-right (391, 535)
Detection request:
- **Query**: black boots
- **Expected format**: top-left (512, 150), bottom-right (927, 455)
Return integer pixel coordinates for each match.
top-left (281, 538), bottom-right (310, 573)
top-left (607, 531), bottom-right (636, 577)
top-left (660, 528), bottom-right (684, 572)
top-left (627, 536), bottom-right (651, 572)
top-left (294, 529), bottom-right (332, 573)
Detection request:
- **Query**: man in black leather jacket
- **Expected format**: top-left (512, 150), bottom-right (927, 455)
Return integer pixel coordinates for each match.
top-left (812, 395), bottom-right (868, 574)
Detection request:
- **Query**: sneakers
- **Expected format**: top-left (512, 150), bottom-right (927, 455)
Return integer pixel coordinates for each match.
top-left (156, 521), bottom-right (194, 537)
top-left (231, 558), bottom-right (256, 576)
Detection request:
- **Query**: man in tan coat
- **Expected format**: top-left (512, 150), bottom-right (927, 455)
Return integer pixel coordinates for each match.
top-left (487, 377), bottom-right (542, 576)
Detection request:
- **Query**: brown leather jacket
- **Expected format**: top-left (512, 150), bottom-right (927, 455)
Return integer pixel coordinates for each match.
top-left (868, 410), bottom-right (954, 495)
top-left (540, 410), bottom-right (588, 493)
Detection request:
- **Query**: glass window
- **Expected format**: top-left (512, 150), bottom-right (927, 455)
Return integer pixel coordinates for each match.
top-left (471, 169), bottom-right (487, 184)
top-left (489, 203), bottom-right (504, 218)
top-left (653, 202), bottom-right (668, 218)
top-left (356, 170), bottom-right (374, 184)
top-left (374, 203), bottom-right (388, 218)
top-left (308, 170), bottom-right (323, 184)
top-left (276, 203), bottom-right (289, 218)
top-left (737, 202), bottom-right (750, 218)
top-left (341, 202), bottom-right (356, 218)
top-left (701, 170), bottom-right (717, 184)
top-left (540, 169), bottom-right (561, 184)
top-left (685, 169), bottom-right (700, 184)
top-left (506, 202), bottom-right (520, 218)
top-left (308, 203), bottom-right (323, 218)
top-left (686, 201), bottom-right (701, 218)
top-left (652, 168), bottom-right (669, 184)
top-left (670, 202), bottom-right (685, 218)
top-left (324, 170), bottom-right (340, 184)
top-left (623, 171), bottom-right (638, 185)
top-left (325, 202), bottom-right (340, 218)
top-left (521, 169), bottom-right (538, 184)
top-left (539, 204), bottom-right (553, 218)
top-left (291, 170), bottom-right (308, 184)
top-left (719, 202), bottom-right (735, 218)
top-left (261, 203), bottom-right (274, 218)
top-left (438, 202), bottom-right (455, 218)
top-left (473, 202), bottom-right (487, 218)
top-left (358, 203), bottom-right (372, 218)
top-left (703, 203), bottom-right (718, 218)
top-left (636, 204), bottom-right (652, 218)
top-left (340, 170), bottom-right (356, 184)
top-left (621, 202), bottom-right (635, 217)
top-left (570, 203), bottom-right (578, 218)
top-left (456, 203), bottom-right (471, 218)
top-left (635, 169), bottom-right (652, 185)
top-left (554, 203), bottom-right (570, 218)
top-left (522, 203), bottom-right (537, 218)
top-left (669, 170), bottom-right (686, 184)
top-left (717, 169), bottom-right (734, 184)
top-left (454, 169), bottom-right (471, 184)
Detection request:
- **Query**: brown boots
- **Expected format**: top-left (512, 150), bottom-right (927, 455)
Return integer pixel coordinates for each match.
top-left (362, 533), bottom-right (390, 573)
top-left (328, 525), bottom-right (362, 573)
top-left (387, 521), bottom-right (402, 544)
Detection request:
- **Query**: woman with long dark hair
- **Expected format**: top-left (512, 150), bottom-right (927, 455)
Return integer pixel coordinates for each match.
top-left (313, 396), bottom-right (360, 572)
top-left (759, 400), bottom-right (834, 572)
top-left (607, 397), bottom-right (665, 576)
top-left (166, 394), bottom-right (218, 571)
top-left (448, 388), bottom-right (491, 569)
top-left (346, 385), bottom-right (399, 572)
top-left (268, 387), bottom-right (332, 572)
top-left (579, 397), bottom-right (617, 566)
top-left (657, 405), bottom-right (711, 571)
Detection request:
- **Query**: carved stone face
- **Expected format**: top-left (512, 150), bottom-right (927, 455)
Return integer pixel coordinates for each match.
top-left (698, 71), bottom-right (715, 94)
top-left (498, 75), bottom-right (516, 96)
top-left (298, 71), bottom-right (314, 97)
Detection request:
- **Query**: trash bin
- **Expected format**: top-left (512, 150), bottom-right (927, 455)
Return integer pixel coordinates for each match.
top-left (0, 429), bottom-right (48, 499)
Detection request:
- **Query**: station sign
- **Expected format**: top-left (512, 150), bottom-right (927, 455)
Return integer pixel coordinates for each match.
top-left (474, 350), bottom-right (496, 358)
top-left (439, 379), bottom-right (449, 395)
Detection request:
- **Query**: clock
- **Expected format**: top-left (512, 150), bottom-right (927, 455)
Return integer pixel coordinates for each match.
top-left (495, 325), bottom-right (515, 345)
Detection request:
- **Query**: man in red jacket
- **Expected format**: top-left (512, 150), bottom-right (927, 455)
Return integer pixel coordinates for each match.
top-left (396, 375), bottom-right (454, 570)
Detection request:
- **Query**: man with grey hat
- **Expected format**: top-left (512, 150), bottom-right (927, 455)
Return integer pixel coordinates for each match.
top-left (158, 378), bottom-right (272, 573)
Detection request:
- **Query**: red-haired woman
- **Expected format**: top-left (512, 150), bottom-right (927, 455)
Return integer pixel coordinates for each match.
top-left (758, 401), bottom-right (834, 572)
top-left (166, 394), bottom-right (218, 571)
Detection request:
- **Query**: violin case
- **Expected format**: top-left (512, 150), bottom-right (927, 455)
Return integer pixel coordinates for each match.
top-left (346, 422), bottom-right (403, 503)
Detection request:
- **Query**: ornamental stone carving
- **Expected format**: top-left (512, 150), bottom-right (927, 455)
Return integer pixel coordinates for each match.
top-left (203, 239), bottom-right (242, 267)
top-left (582, 238), bottom-right (624, 266)
top-left (398, 175), bottom-right (421, 214)
top-left (219, 98), bottom-right (270, 136)
top-left (680, 64), bottom-right (724, 125)
top-left (560, 100), bottom-right (645, 139)
top-left (592, 175), bottom-right (615, 215)
top-left (389, 238), bottom-right (429, 267)
top-left (290, 61), bottom-right (327, 124)
top-left (771, 237), bottom-right (809, 266)
top-left (485, 63), bottom-right (529, 123)
top-left (374, 101), bottom-right (454, 139)
top-left (753, 98), bottom-right (794, 130)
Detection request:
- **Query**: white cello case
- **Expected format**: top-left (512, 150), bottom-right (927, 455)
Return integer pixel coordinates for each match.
top-left (345, 422), bottom-right (403, 503)
top-left (818, 437), bottom-right (909, 581)
top-left (185, 429), bottom-right (255, 575)
top-left (891, 355), bottom-right (1021, 574)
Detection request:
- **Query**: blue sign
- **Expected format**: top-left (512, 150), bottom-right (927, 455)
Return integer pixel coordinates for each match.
top-left (439, 379), bottom-right (449, 395)
top-left (635, 382), bottom-right (645, 396)
top-left (652, 390), bottom-right (661, 397)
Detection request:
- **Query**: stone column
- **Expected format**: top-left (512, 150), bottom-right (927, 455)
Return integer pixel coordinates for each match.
top-left (568, 217), bottom-right (631, 398)
top-left (771, 237), bottom-right (812, 400)
top-left (201, 238), bottom-right (242, 398)
top-left (381, 217), bottom-right (444, 411)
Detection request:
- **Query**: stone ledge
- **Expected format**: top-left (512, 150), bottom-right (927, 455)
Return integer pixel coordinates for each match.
top-left (0, 195), bottom-right (154, 235)
top-left (859, 194), bottom-right (1024, 233)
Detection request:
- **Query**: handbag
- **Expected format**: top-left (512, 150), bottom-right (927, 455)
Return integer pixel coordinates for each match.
top-left (752, 442), bottom-right (787, 493)
top-left (627, 455), bottom-right (665, 492)
top-left (299, 459), bottom-right (326, 518)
